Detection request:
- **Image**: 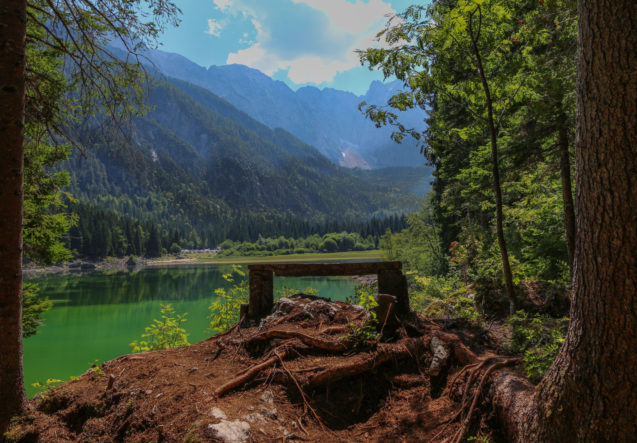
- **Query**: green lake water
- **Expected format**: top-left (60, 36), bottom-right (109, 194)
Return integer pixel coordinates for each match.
top-left (23, 264), bottom-right (359, 397)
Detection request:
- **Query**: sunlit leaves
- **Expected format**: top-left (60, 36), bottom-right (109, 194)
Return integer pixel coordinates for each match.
top-left (130, 303), bottom-right (190, 352)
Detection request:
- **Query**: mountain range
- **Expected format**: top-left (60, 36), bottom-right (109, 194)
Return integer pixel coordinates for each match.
top-left (62, 49), bottom-right (432, 249)
top-left (143, 49), bottom-right (428, 169)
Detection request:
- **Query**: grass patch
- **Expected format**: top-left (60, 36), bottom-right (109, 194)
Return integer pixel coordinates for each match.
top-left (194, 250), bottom-right (384, 264)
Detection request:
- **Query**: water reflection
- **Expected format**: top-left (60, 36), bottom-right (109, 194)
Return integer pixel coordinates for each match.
top-left (23, 265), bottom-right (358, 397)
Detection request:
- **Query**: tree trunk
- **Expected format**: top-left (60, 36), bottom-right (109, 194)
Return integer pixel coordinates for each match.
top-left (0, 0), bottom-right (27, 433)
top-left (558, 122), bottom-right (576, 271)
top-left (501, 0), bottom-right (637, 440)
top-left (468, 8), bottom-right (516, 311)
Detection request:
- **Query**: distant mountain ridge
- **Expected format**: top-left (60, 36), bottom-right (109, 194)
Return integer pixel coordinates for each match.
top-left (66, 73), bottom-right (424, 237)
top-left (142, 49), bottom-right (427, 169)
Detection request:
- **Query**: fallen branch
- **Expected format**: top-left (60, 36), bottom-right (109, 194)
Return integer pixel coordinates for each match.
top-left (214, 349), bottom-right (289, 397)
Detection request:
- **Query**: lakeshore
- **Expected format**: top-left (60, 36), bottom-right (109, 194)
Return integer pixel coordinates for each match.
top-left (22, 250), bottom-right (384, 277)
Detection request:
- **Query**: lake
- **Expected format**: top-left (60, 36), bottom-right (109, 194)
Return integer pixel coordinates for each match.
top-left (23, 264), bottom-right (360, 397)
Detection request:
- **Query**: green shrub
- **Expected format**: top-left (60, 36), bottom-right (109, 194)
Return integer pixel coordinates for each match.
top-left (31, 378), bottom-right (63, 395)
top-left (346, 284), bottom-right (379, 345)
top-left (130, 303), bottom-right (190, 352)
top-left (506, 310), bottom-right (567, 382)
top-left (409, 274), bottom-right (463, 312)
top-left (275, 285), bottom-right (318, 301)
top-left (320, 238), bottom-right (338, 252)
top-left (207, 266), bottom-right (248, 333)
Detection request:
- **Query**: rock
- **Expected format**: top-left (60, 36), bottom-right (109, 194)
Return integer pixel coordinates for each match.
top-left (429, 336), bottom-right (450, 376)
top-left (260, 407), bottom-right (277, 419)
top-left (208, 420), bottom-right (250, 443)
top-left (243, 413), bottom-right (266, 424)
top-left (80, 263), bottom-right (96, 270)
top-left (261, 295), bottom-right (339, 328)
top-left (260, 390), bottom-right (274, 405)
top-left (126, 256), bottom-right (137, 266)
top-left (267, 298), bottom-right (296, 319)
top-left (302, 299), bottom-right (338, 320)
top-left (211, 407), bottom-right (227, 420)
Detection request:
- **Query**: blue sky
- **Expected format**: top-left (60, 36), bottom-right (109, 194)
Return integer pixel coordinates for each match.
top-left (156, 0), bottom-right (419, 95)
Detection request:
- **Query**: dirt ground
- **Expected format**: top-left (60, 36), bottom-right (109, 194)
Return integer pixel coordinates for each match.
top-left (6, 295), bottom-right (524, 442)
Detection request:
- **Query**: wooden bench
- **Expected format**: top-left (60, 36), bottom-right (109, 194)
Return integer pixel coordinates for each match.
top-left (244, 261), bottom-right (409, 322)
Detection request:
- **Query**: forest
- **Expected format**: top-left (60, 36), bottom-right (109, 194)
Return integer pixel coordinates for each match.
top-left (61, 203), bottom-right (406, 258)
top-left (0, 0), bottom-right (635, 440)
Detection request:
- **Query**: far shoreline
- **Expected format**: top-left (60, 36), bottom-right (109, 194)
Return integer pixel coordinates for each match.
top-left (23, 250), bottom-right (385, 278)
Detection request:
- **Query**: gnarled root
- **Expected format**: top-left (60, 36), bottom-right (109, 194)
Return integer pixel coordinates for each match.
top-left (214, 348), bottom-right (290, 397)
top-left (450, 358), bottom-right (521, 443)
top-left (306, 338), bottom-right (421, 388)
top-left (246, 329), bottom-right (350, 353)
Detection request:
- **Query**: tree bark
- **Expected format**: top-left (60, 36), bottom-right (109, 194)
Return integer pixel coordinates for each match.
top-left (0, 0), bottom-right (27, 433)
top-left (499, 0), bottom-right (637, 440)
top-left (558, 122), bottom-right (576, 271)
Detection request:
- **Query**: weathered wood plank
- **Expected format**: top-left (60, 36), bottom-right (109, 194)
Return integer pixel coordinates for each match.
top-left (378, 269), bottom-right (410, 316)
top-left (248, 270), bottom-right (273, 321)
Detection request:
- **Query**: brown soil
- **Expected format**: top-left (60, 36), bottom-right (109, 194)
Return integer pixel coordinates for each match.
top-left (6, 295), bottom-right (523, 443)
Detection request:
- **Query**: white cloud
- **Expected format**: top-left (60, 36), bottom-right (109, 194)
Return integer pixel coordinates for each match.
top-left (287, 56), bottom-right (354, 84)
top-left (292, 0), bottom-right (393, 34)
top-left (213, 0), bottom-right (232, 11)
top-left (205, 18), bottom-right (224, 36)
top-left (222, 0), bottom-right (397, 84)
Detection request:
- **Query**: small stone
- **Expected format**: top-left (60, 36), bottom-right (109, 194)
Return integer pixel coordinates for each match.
top-left (429, 336), bottom-right (450, 376)
top-left (243, 413), bottom-right (266, 424)
top-left (260, 407), bottom-right (277, 419)
top-left (260, 390), bottom-right (274, 405)
top-left (211, 407), bottom-right (227, 420)
top-left (208, 420), bottom-right (250, 443)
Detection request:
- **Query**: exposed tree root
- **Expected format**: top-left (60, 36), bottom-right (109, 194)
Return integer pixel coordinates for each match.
top-left (306, 340), bottom-right (417, 388)
top-left (214, 348), bottom-right (290, 397)
top-left (217, 319), bottom-right (525, 441)
top-left (318, 325), bottom-right (351, 335)
top-left (246, 329), bottom-right (350, 353)
top-left (275, 350), bottom-right (326, 430)
top-left (450, 358), bottom-right (521, 443)
top-left (6, 295), bottom-right (544, 442)
top-left (435, 332), bottom-right (481, 365)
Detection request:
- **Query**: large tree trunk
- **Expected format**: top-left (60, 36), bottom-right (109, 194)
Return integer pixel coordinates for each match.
top-left (497, 0), bottom-right (636, 440)
top-left (0, 0), bottom-right (27, 433)
top-left (558, 122), bottom-right (575, 271)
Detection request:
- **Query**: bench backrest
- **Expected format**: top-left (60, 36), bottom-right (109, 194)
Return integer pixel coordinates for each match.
top-left (245, 261), bottom-right (409, 321)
